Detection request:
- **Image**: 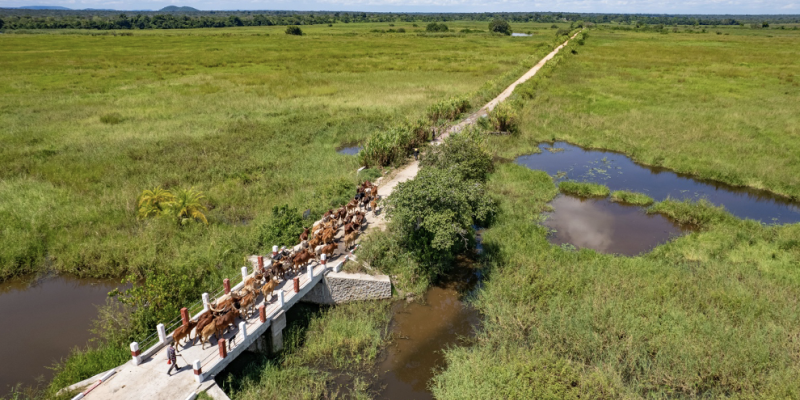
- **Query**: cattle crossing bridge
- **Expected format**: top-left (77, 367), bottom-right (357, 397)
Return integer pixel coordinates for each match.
top-left (63, 31), bottom-right (580, 400)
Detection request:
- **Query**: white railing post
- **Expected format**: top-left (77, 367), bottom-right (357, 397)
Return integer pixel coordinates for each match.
top-left (239, 321), bottom-right (247, 340)
top-left (307, 264), bottom-right (314, 279)
top-left (334, 259), bottom-right (342, 273)
top-left (192, 359), bottom-right (202, 383)
top-left (272, 245), bottom-right (278, 258)
top-left (157, 323), bottom-right (167, 344)
top-left (130, 342), bottom-right (142, 366)
top-left (202, 293), bottom-right (210, 312)
top-left (241, 266), bottom-right (249, 281)
top-left (278, 290), bottom-right (285, 308)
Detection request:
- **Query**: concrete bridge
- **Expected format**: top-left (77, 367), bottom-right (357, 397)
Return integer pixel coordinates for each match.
top-left (63, 31), bottom-right (581, 400)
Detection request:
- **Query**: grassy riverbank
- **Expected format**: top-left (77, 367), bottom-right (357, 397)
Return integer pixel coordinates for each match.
top-left (433, 163), bottom-right (800, 398)
top-left (486, 26), bottom-right (800, 199)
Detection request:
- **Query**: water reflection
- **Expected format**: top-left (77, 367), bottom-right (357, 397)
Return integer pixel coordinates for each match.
top-left (511, 33), bottom-right (532, 37)
top-left (544, 195), bottom-right (687, 255)
top-left (337, 146), bottom-right (362, 156)
top-left (0, 275), bottom-right (125, 395)
top-left (516, 142), bottom-right (800, 224)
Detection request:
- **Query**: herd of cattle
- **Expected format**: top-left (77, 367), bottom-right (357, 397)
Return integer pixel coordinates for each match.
top-left (170, 180), bottom-right (381, 351)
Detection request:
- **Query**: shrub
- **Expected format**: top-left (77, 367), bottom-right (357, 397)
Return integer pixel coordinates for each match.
top-left (257, 204), bottom-right (304, 248)
top-left (285, 26), bottom-right (303, 35)
top-left (359, 119), bottom-right (430, 167)
top-left (426, 22), bottom-right (448, 32)
top-left (420, 130), bottom-right (493, 183)
top-left (100, 112), bottom-right (123, 125)
top-left (487, 102), bottom-right (519, 134)
top-left (397, 28), bottom-right (406, 33)
top-left (489, 19), bottom-right (511, 35)
top-left (558, 181), bottom-right (611, 197)
top-left (555, 28), bottom-right (570, 37)
top-left (550, 24), bottom-right (558, 29)
top-left (426, 96), bottom-right (470, 122)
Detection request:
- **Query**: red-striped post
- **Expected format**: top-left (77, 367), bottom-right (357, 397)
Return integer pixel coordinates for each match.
top-left (180, 307), bottom-right (189, 327)
top-left (130, 342), bottom-right (142, 366)
top-left (257, 256), bottom-right (264, 272)
top-left (192, 360), bottom-right (202, 383)
top-left (293, 277), bottom-right (299, 293)
top-left (223, 279), bottom-right (231, 295)
top-left (259, 305), bottom-right (266, 323)
top-left (321, 253), bottom-right (327, 266)
top-left (219, 339), bottom-right (227, 358)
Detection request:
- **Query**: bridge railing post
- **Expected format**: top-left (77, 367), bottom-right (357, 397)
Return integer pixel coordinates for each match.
top-left (193, 359), bottom-right (202, 383)
top-left (257, 255), bottom-right (264, 273)
top-left (219, 339), bottom-right (227, 359)
top-left (202, 293), bottom-right (210, 312)
top-left (180, 307), bottom-right (189, 327)
top-left (130, 342), bottom-right (142, 366)
top-left (239, 321), bottom-right (247, 340)
top-left (157, 323), bottom-right (167, 344)
top-left (259, 305), bottom-right (266, 323)
top-left (307, 264), bottom-right (314, 279)
top-left (272, 245), bottom-right (278, 258)
top-left (223, 278), bottom-right (231, 295)
top-left (293, 277), bottom-right (299, 293)
top-left (278, 290), bottom-right (285, 308)
top-left (241, 266), bottom-right (248, 282)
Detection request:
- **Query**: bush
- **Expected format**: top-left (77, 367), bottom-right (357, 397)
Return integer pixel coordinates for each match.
top-left (487, 102), bottom-right (519, 134)
top-left (555, 28), bottom-right (570, 37)
top-left (257, 204), bottom-right (305, 248)
top-left (550, 24), bottom-right (558, 29)
top-left (426, 22), bottom-right (449, 32)
top-left (359, 119), bottom-right (430, 167)
top-left (426, 96), bottom-right (470, 122)
top-left (285, 26), bottom-right (303, 35)
top-left (420, 130), bottom-right (493, 182)
top-left (100, 112), bottom-right (123, 125)
top-left (489, 19), bottom-right (511, 35)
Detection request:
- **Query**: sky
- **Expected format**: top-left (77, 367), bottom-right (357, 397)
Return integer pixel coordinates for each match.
top-left (0, 0), bottom-right (798, 14)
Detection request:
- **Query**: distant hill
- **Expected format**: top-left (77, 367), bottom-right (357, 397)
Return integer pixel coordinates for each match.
top-left (159, 5), bottom-right (199, 12)
top-left (18, 5), bottom-right (71, 9)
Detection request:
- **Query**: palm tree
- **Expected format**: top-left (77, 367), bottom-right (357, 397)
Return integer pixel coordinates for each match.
top-left (170, 188), bottom-right (208, 226)
top-left (137, 187), bottom-right (175, 220)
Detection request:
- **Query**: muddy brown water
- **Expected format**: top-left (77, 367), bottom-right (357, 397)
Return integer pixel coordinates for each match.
top-left (0, 275), bottom-right (124, 396)
top-left (372, 265), bottom-right (481, 399)
top-left (517, 142), bottom-right (800, 224)
top-left (544, 195), bottom-right (689, 256)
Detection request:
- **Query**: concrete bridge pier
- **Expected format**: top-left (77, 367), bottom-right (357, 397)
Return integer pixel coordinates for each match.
top-left (269, 310), bottom-right (286, 353)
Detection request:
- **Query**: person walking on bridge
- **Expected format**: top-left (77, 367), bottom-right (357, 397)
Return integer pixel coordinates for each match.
top-left (166, 344), bottom-right (181, 375)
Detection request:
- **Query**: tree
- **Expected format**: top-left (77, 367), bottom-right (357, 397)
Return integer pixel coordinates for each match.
top-left (420, 130), bottom-right (493, 183)
top-left (285, 25), bottom-right (303, 35)
top-left (489, 19), bottom-right (511, 35)
top-left (1, 17), bottom-right (6, 30)
top-left (169, 188), bottom-right (208, 225)
top-left (426, 22), bottom-right (448, 32)
top-left (137, 187), bottom-right (175, 220)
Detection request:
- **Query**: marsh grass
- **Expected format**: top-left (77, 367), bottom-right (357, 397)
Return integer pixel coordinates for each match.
top-left (609, 190), bottom-right (654, 206)
top-left (558, 181), bottom-right (610, 197)
top-left (433, 162), bottom-right (800, 398)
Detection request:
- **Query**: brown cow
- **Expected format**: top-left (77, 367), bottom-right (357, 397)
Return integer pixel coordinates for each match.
top-left (261, 278), bottom-right (279, 301)
top-left (321, 228), bottom-right (336, 245)
top-left (214, 308), bottom-right (239, 340)
top-left (194, 311), bottom-right (215, 345)
top-left (316, 243), bottom-right (336, 261)
top-left (344, 231), bottom-right (359, 250)
top-left (199, 319), bottom-right (218, 349)
top-left (299, 227), bottom-right (309, 242)
top-left (172, 320), bottom-right (198, 349)
top-left (292, 248), bottom-right (315, 273)
top-left (344, 222), bottom-right (354, 236)
top-left (238, 291), bottom-right (257, 319)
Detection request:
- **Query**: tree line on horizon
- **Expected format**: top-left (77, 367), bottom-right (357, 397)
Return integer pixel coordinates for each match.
top-left (0, 10), bottom-right (797, 31)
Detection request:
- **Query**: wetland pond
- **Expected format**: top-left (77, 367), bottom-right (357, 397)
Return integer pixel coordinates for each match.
top-left (337, 146), bottom-right (362, 156)
top-left (517, 142), bottom-right (800, 255)
top-left (0, 275), bottom-right (125, 396)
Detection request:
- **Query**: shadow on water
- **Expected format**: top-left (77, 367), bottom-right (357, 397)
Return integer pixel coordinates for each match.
top-left (543, 195), bottom-right (690, 256)
top-left (516, 142), bottom-right (800, 224)
top-left (337, 145), bottom-right (363, 156)
top-left (372, 260), bottom-right (481, 400)
top-left (0, 275), bottom-right (126, 396)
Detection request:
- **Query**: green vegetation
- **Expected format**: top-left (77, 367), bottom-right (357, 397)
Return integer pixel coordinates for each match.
top-left (489, 19), bottom-right (512, 35)
top-left (0, 21), bottom-right (562, 396)
top-left (426, 22), bottom-right (449, 32)
top-left (486, 102), bottom-right (520, 134)
top-left (433, 163), bottom-right (800, 398)
top-left (284, 25), bottom-right (302, 36)
top-left (609, 190), bottom-right (654, 206)
top-left (488, 27), bottom-right (800, 199)
top-left (558, 181), bottom-right (611, 197)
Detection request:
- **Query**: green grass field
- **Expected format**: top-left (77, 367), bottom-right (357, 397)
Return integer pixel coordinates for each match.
top-left (487, 25), bottom-right (800, 199)
top-left (432, 26), bottom-right (800, 398)
top-left (0, 21), bottom-right (564, 282)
